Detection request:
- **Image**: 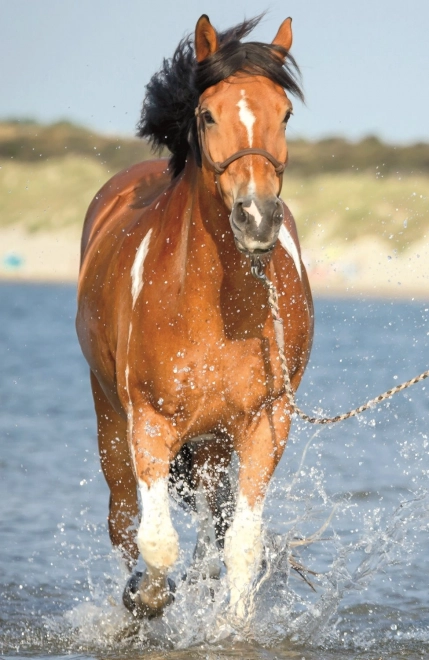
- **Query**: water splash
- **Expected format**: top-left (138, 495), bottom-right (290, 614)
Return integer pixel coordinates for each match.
top-left (3, 430), bottom-right (429, 659)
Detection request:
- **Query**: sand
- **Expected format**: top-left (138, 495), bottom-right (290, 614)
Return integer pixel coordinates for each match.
top-left (0, 226), bottom-right (80, 283)
top-left (1, 226), bottom-right (428, 299)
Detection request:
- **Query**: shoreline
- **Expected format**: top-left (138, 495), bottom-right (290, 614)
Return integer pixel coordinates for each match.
top-left (0, 227), bottom-right (427, 301)
top-left (1, 276), bottom-right (427, 302)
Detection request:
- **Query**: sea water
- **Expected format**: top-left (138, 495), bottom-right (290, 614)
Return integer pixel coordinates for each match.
top-left (1, 282), bottom-right (429, 659)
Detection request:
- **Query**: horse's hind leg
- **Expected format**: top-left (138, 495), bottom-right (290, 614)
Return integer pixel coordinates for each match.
top-left (90, 372), bottom-right (139, 569)
top-left (224, 406), bottom-right (291, 619)
top-left (191, 437), bottom-right (234, 580)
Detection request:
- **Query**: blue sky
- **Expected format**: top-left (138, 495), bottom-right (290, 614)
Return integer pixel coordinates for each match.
top-left (1, 0), bottom-right (428, 143)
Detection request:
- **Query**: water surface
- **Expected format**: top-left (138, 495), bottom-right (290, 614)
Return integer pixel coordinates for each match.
top-left (1, 283), bottom-right (429, 659)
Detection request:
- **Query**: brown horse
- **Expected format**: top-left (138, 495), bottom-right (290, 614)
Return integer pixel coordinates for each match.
top-left (76, 14), bottom-right (313, 621)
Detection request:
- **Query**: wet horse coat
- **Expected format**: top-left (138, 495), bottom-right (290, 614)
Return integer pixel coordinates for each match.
top-left (76, 15), bottom-right (313, 619)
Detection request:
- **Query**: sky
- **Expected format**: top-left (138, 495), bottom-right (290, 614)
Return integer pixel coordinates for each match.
top-left (1, 0), bottom-right (429, 144)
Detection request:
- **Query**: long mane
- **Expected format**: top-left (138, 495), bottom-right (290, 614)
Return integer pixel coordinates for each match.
top-left (137, 15), bottom-right (304, 178)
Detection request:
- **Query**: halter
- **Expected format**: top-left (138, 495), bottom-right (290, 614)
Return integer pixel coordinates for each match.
top-left (195, 107), bottom-right (287, 195)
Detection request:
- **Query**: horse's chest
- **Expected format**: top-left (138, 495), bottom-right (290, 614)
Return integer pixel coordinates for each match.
top-left (147, 335), bottom-right (272, 418)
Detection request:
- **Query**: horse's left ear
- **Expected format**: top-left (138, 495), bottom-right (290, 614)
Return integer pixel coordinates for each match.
top-left (195, 15), bottom-right (219, 62)
top-left (272, 17), bottom-right (293, 52)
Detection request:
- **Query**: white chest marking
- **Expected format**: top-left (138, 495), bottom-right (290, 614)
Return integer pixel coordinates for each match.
top-left (279, 224), bottom-right (302, 279)
top-left (237, 90), bottom-right (255, 147)
top-left (131, 228), bottom-right (153, 308)
top-left (243, 199), bottom-right (263, 228)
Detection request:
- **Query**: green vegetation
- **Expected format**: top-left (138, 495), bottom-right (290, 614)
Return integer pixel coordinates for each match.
top-left (0, 155), bottom-right (109, 233)
top-left (287, 136), bottom-right (429, 177)
top-left (0, 120), bottom-right (428, 254)
top-left (0, 119), bottom-right (152, 171)
top-left (285, 173), bottom-right (429, 253)
top-left (2, 119), bottom-right (429, 175)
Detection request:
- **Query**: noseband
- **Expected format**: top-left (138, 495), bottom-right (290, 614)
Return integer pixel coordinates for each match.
top-left (195, 107), bottom-right (287, 193)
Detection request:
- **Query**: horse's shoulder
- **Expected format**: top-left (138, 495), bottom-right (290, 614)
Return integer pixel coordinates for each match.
top-left (281, 200), bottom-right (300, 249)
top-left (80, 159), bottom-right (171, 258)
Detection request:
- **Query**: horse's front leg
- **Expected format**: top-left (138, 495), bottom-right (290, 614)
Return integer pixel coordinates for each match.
top-left (224, 403), bottom-right (291, 620)
top-left (122, 403), bottom-right (179, 618)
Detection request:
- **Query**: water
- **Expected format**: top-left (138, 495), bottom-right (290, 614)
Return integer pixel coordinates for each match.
top-left (1, 282), bottom-right (429, 659)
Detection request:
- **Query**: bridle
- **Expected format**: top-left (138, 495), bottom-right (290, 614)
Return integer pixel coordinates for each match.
top-left (195, 107), bottom-right (287, 195)
top-left (195, 114), bottom-right (429, 428)
top-left (195, 112), bottom-right (429, 427)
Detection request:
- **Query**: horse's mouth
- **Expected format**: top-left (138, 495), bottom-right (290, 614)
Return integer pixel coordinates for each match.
top-left (234, 237), bottom-right (274, 258)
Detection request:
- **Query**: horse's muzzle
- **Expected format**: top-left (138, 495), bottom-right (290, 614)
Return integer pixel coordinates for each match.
top-left (230, 196), bottom-right (283, 255)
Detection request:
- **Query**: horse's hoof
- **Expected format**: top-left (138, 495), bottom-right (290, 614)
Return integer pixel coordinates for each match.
top-left (122, 571), bottom-right (176, 619)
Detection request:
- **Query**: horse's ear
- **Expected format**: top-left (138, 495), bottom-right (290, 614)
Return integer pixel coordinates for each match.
top-left (272, 17), bottom-right (293, 52)
top-left (195, 15), bottom-right (219, 62)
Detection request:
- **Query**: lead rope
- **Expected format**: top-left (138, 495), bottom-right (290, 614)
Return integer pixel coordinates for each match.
top-left (251, 261), bottom-right (429, 425)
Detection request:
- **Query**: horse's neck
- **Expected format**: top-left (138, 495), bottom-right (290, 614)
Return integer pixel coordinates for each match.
top-left (177, 159), bottom-right (249, 291)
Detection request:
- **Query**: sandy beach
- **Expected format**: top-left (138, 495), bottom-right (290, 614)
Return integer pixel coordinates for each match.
top-left (0, 226), bottom-right (81, 283)
top-left (302, 235), bottom-right (429, 298)
top-left (1, 225), bottom-right (428, 299)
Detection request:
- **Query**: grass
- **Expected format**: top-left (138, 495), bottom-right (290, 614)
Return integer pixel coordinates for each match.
top-left (0, 156), bottom-right (109, 233)
top-left (0, 151), bottom-right (428, 258)
top-left (284, 172), bottom-right (429, 254)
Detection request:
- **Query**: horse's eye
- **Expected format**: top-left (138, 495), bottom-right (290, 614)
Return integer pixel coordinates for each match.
top-left (202, 110), bottom-right (215, 125)
top-left (283, 110), bottom-right (293, 125)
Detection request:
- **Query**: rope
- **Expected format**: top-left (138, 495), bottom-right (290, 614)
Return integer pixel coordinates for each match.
top-left (252, 263), bottom-right (429, 425)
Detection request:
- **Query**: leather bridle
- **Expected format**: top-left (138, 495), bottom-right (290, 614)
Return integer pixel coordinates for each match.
top-left (195, 107), bottom-right (287, 195)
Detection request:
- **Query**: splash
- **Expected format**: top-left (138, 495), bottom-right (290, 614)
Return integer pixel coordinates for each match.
top-left (3, 428), bottom-right (429, 659)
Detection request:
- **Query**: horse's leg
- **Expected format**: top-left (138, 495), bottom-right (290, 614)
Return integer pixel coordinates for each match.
top-left (123, 404), bottom-right (179, 617)
top-left (224, 405), bottom-right (291, 619)
top-left (90, 372), bottom-right (139, 569)
top-left (191, 438), bottom-right (234, 580)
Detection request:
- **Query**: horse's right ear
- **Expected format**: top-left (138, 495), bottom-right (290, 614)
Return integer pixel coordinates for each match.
top-left (195, 15), bottom-right (219, 62)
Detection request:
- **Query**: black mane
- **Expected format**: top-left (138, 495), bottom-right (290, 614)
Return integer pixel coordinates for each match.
top-left (137, 15), bottom-right (304, 178)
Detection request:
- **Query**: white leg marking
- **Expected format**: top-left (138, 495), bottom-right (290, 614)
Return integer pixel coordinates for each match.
top-left (224, 491), bottom-right (264, 617)
top-left (131, 228), bottom-right (153, 308)
top-left (125, 363), bottom-right (134, 457)
top-left (279, 224), bottom-right (302, 279)
top-left (125, 323), bottom-right (132, 398)
top-left (242, 199), bottom-right (263, 228)
top-left (125, 325), bottom-right (136, 470)
top-left (137, 478), bottom-right (179, 576)
top-left (194, 485), bottom-right (222, 579)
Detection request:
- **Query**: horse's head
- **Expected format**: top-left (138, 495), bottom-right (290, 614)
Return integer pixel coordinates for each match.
top-left (195, 15), bottom-right (298, 257)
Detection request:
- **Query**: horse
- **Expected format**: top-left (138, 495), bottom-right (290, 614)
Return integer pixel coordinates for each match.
top-left (76, 14), bottom-right (314, 621)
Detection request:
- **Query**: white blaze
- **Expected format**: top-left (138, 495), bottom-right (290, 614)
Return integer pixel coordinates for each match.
top-left (279, 224), bottom-right (302, 279)
top-left (131, 228), bottom-right (153, 307)
top-left (242, 199), bottom-right (263, 228)
top-left (237, 90), bottom-right (255, 146)
top-left (237, 90), bottom-right (256, 195)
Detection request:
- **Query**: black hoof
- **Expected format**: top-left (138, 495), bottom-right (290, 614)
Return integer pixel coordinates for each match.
top-left (122, 571), bottom-right (176, 619)
top-left (122, 570), bottom-right (143, 615)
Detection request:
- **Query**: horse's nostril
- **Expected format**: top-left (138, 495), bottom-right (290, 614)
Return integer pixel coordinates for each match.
top-left (234, 202), bottom-right (248, 226)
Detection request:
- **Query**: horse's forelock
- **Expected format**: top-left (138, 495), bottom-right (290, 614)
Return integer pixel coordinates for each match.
top-left (137, 15), bottom-right (303, 179)
top-left (195, 41), bottom-right (303, 101)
